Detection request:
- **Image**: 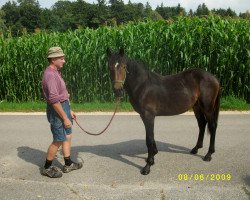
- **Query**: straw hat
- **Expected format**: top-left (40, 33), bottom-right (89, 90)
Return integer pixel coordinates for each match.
top-left (47, 47), bottom-right (65, 58)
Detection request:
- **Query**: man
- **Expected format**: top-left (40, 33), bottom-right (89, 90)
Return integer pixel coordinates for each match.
top-left (41, 47), bottom-right (82, 178)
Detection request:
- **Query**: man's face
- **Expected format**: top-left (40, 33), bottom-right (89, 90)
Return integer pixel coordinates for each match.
top-left (52, 56), bottom-right (65, 69)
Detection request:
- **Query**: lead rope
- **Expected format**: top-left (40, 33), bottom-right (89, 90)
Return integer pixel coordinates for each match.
top-left (73, 98), bottom-right (120, 136)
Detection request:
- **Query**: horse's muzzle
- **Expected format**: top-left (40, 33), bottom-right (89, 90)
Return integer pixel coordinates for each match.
top-left (114, 88), bottom-right (124, 98)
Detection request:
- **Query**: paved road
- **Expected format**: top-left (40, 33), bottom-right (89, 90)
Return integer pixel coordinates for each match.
top-left (0, 113), bottom-right (249, 200)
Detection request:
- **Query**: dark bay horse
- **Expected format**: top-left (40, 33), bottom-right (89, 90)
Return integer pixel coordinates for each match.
top-left (107, 48), bottom-right (221, 175)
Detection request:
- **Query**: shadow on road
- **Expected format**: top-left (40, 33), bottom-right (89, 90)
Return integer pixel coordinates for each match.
top-left (17, 146), bottom-right (63, 168)
top-left (73, 139), bottom-right (203, 169)
top-left (17, 139), bottom-right (203, 170)
top-left (243, 176), bottom-right (250, 187)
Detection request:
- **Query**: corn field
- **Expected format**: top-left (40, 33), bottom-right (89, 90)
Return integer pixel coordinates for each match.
top-left (0, 16), bottom-right (249, 103)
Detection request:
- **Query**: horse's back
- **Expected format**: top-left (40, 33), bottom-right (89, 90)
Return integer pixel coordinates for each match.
top-left (188, 69), bottom-right (219, 83)
top-left (169, 68), bottom-right (218, 82)
top-left (165, 68), bottom-right (220, 91)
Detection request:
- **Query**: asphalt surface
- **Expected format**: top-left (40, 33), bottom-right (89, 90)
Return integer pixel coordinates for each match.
top-left (0, 112), bottom-right (249, 200)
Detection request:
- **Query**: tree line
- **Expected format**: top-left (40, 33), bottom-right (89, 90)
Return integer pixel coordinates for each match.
top-left (0, 0), bottom-right (250, 37)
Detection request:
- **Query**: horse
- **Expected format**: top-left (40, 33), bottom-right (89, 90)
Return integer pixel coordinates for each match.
top-left (107, 48), bottom-right (221, 175)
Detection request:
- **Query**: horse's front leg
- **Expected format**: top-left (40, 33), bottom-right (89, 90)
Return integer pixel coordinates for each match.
top-left (140, 113), bottom-right (158, 175)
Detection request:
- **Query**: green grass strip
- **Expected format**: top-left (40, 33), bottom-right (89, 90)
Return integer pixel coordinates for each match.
top-left (0, 96), bottom-right (249, 112)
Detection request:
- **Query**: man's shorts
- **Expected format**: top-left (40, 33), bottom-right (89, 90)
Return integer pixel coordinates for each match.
top-left (46, 100), bottom-right (73, 142)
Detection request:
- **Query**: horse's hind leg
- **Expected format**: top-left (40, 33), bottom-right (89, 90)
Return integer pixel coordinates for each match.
top-left (203, 117), bottom-right (217, 161)
top-left (191, 105), bottom-right (207, 155)
top-left (198, 77), bottom-right (220, 161)
top-left (202, 91), bottom-right (220, 161)
top-left (140, 112), bottom-right (158, 175)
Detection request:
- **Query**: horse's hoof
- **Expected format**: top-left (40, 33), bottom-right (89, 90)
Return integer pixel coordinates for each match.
top-left (190, 148), bottom-right (198, 154)
top-left (141, 168), bottom-right (150, 175)
top-left (203, 155), bottom-right (212, 162)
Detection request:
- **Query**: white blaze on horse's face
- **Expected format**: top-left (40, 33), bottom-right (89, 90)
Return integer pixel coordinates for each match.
top-left (113, 62), bottom-right (120, 89)
top-left (115, 62), bottom-right (119, 68)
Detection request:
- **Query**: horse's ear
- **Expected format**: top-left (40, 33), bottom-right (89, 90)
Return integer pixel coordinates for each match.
top-left (119, 48), bottom-right (125, 57)
top-left (107, 47), bottom-right (112, 57)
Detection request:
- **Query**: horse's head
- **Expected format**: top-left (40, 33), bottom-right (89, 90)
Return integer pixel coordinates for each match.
top-left (107, 48), bottom-right (127, 98)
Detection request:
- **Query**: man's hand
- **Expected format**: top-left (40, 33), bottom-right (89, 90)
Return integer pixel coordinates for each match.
top-left (63, 110), bottom-right (75, 129)
top-left (71, 110), bottom-right (76, 120)
top-left (63, 118), bottom-right (72, 128)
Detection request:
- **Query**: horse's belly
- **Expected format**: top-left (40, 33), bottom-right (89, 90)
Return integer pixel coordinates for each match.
top-left (156, 103), bottom-right (190, 116)
top-left (156, 94), bottom-right (195, 116)
top-left (157, 108), bottom-right (189, 116)
top-left (140, 86), bottom-right (198, 116)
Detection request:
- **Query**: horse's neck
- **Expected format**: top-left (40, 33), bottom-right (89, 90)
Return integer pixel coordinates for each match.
top-left (125, 62), bottom-right (149, 93)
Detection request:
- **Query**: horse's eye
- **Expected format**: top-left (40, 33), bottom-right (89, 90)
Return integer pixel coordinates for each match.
top-left (115, 62), bottom-right (119, 68)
